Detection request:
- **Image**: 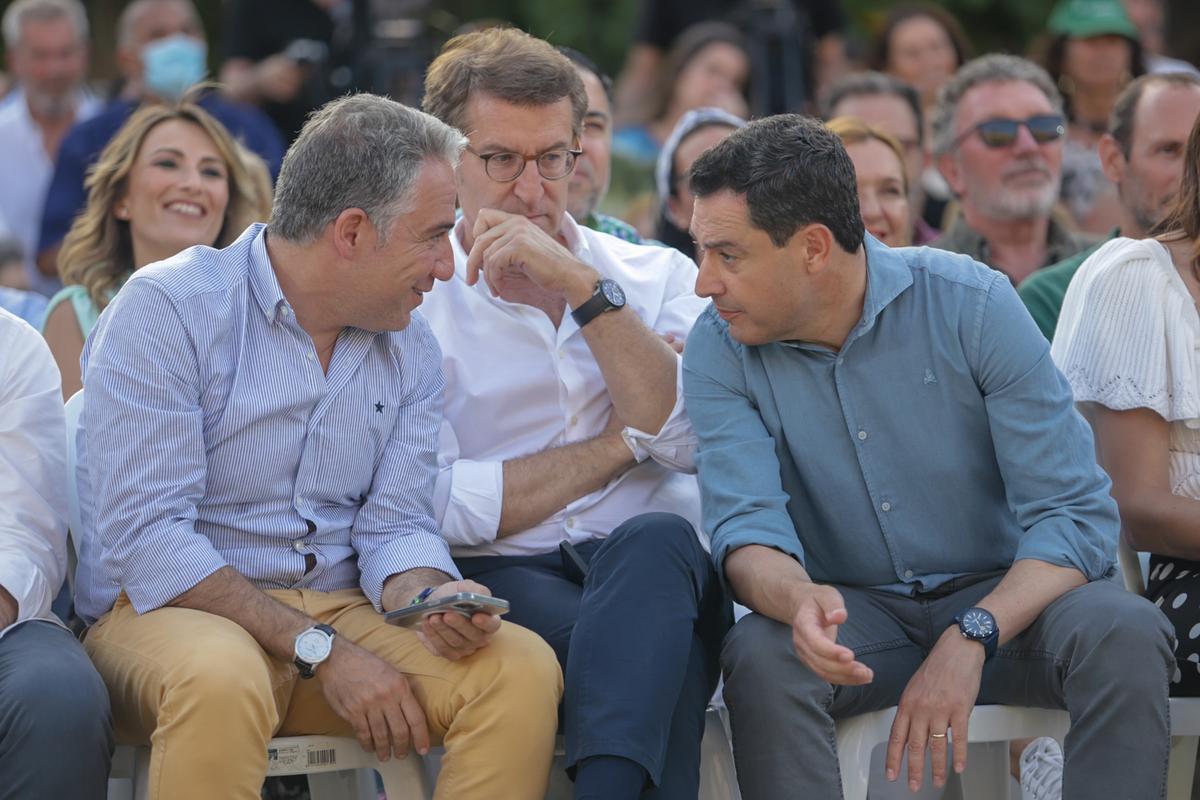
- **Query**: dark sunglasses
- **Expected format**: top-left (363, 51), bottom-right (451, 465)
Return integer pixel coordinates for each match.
top-left (954, 115), bottom-right (1066, 149)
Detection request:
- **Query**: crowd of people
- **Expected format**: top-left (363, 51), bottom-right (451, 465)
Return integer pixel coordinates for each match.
top-left (1, 0), bottom-right (1199, 799)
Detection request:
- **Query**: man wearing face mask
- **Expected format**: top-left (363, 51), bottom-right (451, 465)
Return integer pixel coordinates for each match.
top-left (33, 0), bottom-right (284, 285)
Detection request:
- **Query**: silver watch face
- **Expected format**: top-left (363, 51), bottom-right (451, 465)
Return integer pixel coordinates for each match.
top-left (295, 628), bottom-right (332, 663)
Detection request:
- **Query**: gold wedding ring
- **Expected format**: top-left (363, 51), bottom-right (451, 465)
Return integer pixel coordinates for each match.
top-left (930, 732), bottom-right (948, 739)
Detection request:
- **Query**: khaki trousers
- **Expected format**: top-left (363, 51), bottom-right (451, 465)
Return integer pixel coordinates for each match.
top-left (84, 588), bottom-right (562, 800)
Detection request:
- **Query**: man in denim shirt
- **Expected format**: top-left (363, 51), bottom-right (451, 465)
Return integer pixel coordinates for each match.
top-left (682, 114), bottom-right (1173, 799)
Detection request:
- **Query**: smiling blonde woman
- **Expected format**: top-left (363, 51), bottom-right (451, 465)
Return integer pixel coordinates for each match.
top-left (42, 97), bottom-right (271, 398)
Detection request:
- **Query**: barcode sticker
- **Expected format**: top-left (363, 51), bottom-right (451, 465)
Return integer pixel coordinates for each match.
top-left (265, 744), bottom-right (303, 773)
top-left (307, 748), bottom-right (336, 767)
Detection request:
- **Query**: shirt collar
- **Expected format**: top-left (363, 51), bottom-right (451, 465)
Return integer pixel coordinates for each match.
top-left (780, 235), bottom-right (912, 353)
top-left (245, 223), bottom-right (288, 322)
top-left (852, 234), bottom-right (913, 339)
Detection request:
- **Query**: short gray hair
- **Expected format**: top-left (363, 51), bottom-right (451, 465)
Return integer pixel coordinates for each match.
top-left (3, 0), bottom-right (88, 50)
top-left (930, 54), bottom-right (1063, 156)
top-left (270, 94), bottom-right (467, 245)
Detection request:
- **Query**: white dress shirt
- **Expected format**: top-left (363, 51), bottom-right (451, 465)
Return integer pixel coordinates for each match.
top-left (0, 90), bottom-right (100, 296)
top-left (0, 308), bottom-right (69, 638)
top-left (422, 213), bottom-right (705, 558)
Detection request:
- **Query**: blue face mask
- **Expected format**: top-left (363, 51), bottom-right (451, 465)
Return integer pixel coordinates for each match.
top-left (141, 34), bottom-right (207, 100)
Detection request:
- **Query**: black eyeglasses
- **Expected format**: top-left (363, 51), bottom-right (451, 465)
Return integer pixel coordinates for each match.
top-left (953, 115), bottom-right (1066, 149)
top-left (466, 145), bottom-right (583, 182)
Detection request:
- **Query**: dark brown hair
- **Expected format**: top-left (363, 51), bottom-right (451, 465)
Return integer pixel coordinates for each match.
top-left (423, 26), bottom-right (587, 138)
top-left (867, 4), bottom-right (972, 75)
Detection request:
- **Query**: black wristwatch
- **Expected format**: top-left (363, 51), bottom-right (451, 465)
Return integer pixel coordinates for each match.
top-left (953, 607), bottom-right (998, 660)
top-left (571, 279), bottom-right (626, 328)
top-left (294, 623), bottom-right (336, 679)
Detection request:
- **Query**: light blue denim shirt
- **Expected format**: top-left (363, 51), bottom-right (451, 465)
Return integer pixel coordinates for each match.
top-left (682, 235), bottom-right (1119, 594)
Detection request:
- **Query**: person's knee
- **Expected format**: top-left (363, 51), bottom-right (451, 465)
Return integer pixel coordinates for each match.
top-left (603, 512), bottom-right (706, 567)
top-left (1074, 588), bottom-right (1175, 681)
top-left (722, 613), bottom-right (828, 713)
top-left (473, 623), bottom-right (563, 714)
top-left (0, 641), bottom-right (112, 749)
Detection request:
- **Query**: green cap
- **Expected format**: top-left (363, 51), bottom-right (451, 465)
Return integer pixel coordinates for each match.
top-left (1047, 0), bottom-right (1139, 39)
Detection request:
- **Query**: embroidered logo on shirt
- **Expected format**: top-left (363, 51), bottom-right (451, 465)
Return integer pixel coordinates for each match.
top-left (923, 369), bottom-right (937, 385)
top-left (374, 402), bottom-right (384, 413)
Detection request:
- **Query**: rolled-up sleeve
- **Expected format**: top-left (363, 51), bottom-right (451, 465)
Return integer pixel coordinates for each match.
top-left (353, 326), bottom-right (460, 609)
top-left (433, 421), bottom-right (504, 547)
top-left (974, 273), bottom-right (1119, 580)
top-left (623, 251), bottom-right (708, 471)
top-left (82, 280), bottom-right (228, 614)
top-left (683, 309), bottom-right (805, 586)
top-left (0, 316), bottom-right (68, 627)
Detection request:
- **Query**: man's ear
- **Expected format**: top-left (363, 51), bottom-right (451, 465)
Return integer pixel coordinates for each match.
top-left (666, 194), bottom-right (688, 231)
top-left (330, 208), bottom-right (371, 260)
top-left (1098, 134), bottom-right (1126, 185)
top-left (793, 223), bottom-right (835, 275)
top-left (936, 151), bottom-right (964, 198)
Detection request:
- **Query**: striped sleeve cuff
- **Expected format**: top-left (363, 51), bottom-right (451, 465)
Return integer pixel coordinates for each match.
top-left (359, 532), bottom-right (462, 612)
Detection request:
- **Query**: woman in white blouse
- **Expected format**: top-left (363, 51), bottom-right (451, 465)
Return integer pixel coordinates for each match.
top-left (1052, 112), bottom-right (1200, 694)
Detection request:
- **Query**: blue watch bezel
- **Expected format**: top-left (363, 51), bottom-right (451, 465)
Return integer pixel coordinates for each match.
top-left (953, 606), bottom-right (998, 660)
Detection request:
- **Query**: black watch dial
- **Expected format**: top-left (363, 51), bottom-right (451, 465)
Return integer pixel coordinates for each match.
top-left (599, 279), bottom-right (625, 308)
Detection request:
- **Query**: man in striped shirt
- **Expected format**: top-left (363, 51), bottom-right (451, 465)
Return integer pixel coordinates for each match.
top-left (75, 94), bottom-right (561, 800)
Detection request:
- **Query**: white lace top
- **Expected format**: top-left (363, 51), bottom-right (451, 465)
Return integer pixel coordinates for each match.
top-left (1052, 236), bottom-right (1200, 500)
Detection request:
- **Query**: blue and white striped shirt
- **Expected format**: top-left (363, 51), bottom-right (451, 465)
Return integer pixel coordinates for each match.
top-left (75, 223), bottom-right (460, 624)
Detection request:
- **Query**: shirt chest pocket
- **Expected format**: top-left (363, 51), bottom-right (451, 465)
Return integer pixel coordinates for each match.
top-left (307, 384), bottom-right (398, 499)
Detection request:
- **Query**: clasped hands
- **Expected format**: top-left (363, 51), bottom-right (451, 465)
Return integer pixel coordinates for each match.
top-left (465, 209), bottom-right (597, 303)
top-left (791, 584), bottom-right (985, 792)
top-left (317, 579), bottom-right (500, 763)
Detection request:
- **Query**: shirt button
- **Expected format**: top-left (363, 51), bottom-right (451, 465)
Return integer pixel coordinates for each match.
top-left (569, 415), bottom-right (578, 427)
top-left (904, 569), bottom-right (914, 579)
top-left (306, 352), bottom-right (315, 360)
top-left (881, 501), bottom-right (892, 512)
top-left (293, 540), bottom-right (307, 553)
top-left (281, 306), bottom-right (290, 317)
top-left (558, 349), bottom-right (566, 360)
top-left (857, 430), bottom-right (867, 440)
top-left (566, 517), bottom-right (577, 528)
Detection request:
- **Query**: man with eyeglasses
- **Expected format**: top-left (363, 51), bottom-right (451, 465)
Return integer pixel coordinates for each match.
top-left (420, 27), bottom-right (729, 800)
top-left (930, 54), bottom-right (1097, 285)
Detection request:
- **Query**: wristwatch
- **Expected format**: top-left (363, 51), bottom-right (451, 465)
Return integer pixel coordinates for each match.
top-left (571, 279), bottom-right (626, 328)
top-left (953, 607), bottom-right (998, 660)
top-left (293, 623), bottom-right (336, 679)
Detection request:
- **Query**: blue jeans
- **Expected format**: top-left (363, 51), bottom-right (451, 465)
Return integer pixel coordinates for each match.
top-left (457, 513), bottom-right (731, 799)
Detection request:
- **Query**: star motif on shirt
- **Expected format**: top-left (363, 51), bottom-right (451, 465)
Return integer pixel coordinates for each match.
top-left (374, 402), bottom-right (384, 413)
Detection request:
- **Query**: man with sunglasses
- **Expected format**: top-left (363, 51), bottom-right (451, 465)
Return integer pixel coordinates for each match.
top-left (931, 55), bottom-right (1097, 286)
top-left (420, 28), bottom-right (729, 800)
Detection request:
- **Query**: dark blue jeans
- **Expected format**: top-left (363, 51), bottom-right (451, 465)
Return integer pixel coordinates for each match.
top-left (0, 620), bottom-right (112, 799)
top-left (456, 512), bottom-right (730, 799)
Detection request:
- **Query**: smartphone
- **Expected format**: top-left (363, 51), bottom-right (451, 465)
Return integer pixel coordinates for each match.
top-left (384, 592), bottom-right (510, 628)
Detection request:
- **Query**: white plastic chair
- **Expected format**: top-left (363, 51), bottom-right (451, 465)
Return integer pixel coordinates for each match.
top-left (64, 392), bottom-right (433, 800)
top-left (1118, 535), bottom-right (1200, 800)
top-left (836, 704), bottom-right (1070, 800)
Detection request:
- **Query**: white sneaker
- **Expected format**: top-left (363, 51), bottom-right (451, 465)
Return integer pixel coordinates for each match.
top-left (1019, 736), bottom-right (1064, 800)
